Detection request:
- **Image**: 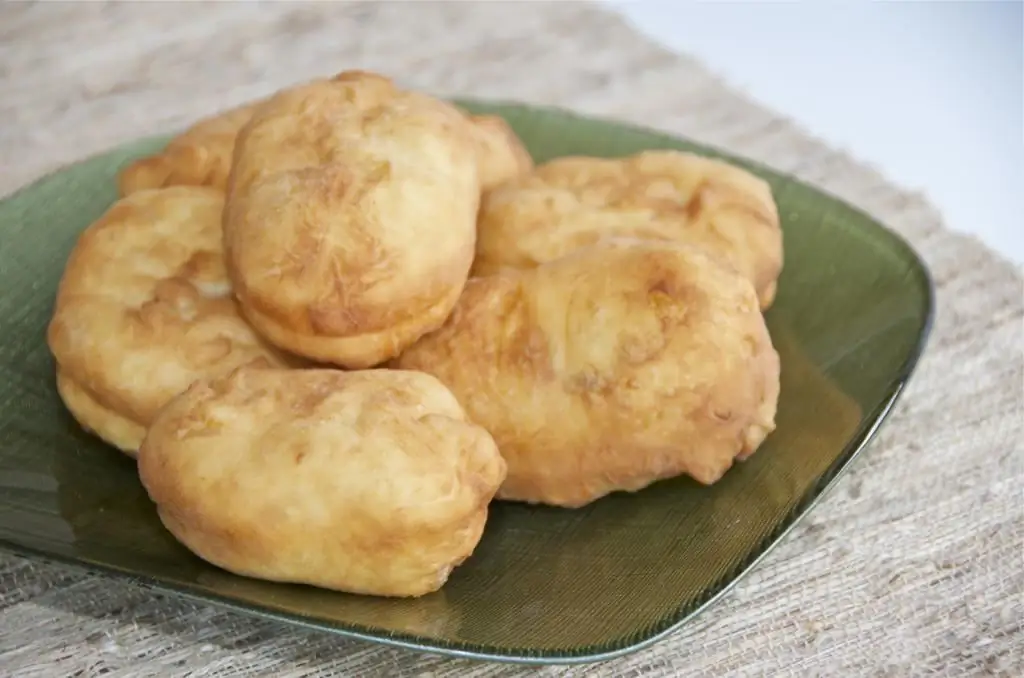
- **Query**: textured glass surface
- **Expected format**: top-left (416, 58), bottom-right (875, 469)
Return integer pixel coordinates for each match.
top-left (0, 102), bottom-right (933, 664)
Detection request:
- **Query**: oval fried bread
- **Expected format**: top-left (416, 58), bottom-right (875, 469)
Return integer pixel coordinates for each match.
top-left (223, 70), bottom-right (481, 369)
top-left (117, 101), bottom-right (261, 196)
top-left (137, 367), bottom-right (506, 598)
top-left (395, 239), bottom-right (781, 508)
top-left (46, 186), bottom-right (291, 455)
top-left (473, 150), bottom-right (784, 309)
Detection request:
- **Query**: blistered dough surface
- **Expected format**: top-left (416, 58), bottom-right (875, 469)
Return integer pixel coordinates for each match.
top-left (474, 150), bottom-right (783, 309)
top-left (138, 367), bottom-right (506, 597)
top-left (47, 186), bottom-right (289, 454)
top-left (224, 71), bottom-right (481, 368)
top-left (118, 93), bottom-right (529, 198)
top-left (397, 239), bottom-right (780, 507)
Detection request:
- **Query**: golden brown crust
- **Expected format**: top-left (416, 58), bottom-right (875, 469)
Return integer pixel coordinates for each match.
top-left (466, 114), bottom-right (533, 191)
top-left (395, 238), bottom-right (781, 508)
top-left (117, 102), bottom-right (262, 196)
top-left (118, 89), bottom-right (526, 198)
top-left (46, 186), bottom-right (292, 455)
top-left (473, 150), bottom-right (784, 309)
top-left (137, 367), bottom-right (506, 597)
top-left (55, 369), bottom-right (148, 453)
top-left (223, 70), bottom-right (482, 368)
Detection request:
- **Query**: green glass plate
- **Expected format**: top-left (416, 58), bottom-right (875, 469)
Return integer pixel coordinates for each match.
top-left (0, 101), bottom-right (933, 665)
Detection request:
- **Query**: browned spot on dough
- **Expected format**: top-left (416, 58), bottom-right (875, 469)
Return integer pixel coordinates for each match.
top-left (649, 279), bottom-right (671, 296)
top-left (568, 369), bottom-right (605, 393)
top-left (295, 382), bottom-right (335, 413)
top-left (178, 250), bottom-right (223, 283)
top-left (684, 180), bottom-right (712, 221)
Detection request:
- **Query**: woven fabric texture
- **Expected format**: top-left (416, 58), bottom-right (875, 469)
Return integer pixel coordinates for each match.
top-left (0, 3), bottom-right (1021, 676)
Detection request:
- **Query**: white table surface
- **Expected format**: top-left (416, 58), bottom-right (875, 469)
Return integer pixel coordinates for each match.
top-left (603, 1), bottom-right (1023, 266)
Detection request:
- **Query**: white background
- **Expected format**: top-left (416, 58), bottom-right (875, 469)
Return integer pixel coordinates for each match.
top-left (602, 0), bottom-right (1023, 265)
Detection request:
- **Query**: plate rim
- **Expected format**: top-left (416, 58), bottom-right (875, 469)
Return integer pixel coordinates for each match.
top-left (0, 99), bottom-right (936, 666)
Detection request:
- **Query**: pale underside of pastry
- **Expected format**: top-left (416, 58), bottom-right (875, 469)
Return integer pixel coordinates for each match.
top-left (396, 238), bottom-right (781, 508)
top-left (55, 371), bottom-right (148, 453)
top-left (223, 70), bottom-right (482, 368)
top-left (138, 367), bottom-right (506, 597)
top-left (46, 186), bottom-right (290, 455)
top-left (473, 150), bottom-right (784, 309)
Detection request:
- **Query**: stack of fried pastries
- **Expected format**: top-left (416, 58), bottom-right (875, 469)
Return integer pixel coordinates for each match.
top-left (47, 69), bottom-right (783, 598)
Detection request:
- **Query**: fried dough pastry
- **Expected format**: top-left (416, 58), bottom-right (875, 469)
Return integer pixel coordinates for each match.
top-left (224, 70), bottom-right (481, 369)
top-left (118, 91), bottom-right (527, 197)
top-left (466, 114), bottom-right (533, 190)
top-left (117, 101), bottom-right (261, 196)
top-left (47, 186), bottom-right (290, 455)
top-left (473, 150), bottom-right (784, 309)
top-left (395, 239), bottom-right (781, 508)
top-left (138, 367), bottom-right (506, 597)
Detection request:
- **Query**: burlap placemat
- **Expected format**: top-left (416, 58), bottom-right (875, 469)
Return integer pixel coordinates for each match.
top-left (1, 3), bottom-right (1021, 676)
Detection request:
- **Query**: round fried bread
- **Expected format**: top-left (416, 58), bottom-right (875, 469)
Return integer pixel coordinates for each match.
top-left (47, 186), bottom-right (291, 455)
top-left (473, 150), bottom-right (784, 309)
top-left (138, 367), bottom-right (506, 597)
top-left (396, 238), bottom-right (781, 508)
top-left (223, 70), bottom-right (481, 368)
